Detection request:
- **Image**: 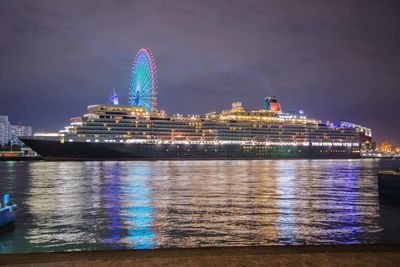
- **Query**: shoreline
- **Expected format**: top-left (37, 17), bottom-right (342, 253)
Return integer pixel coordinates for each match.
top-left (0, 156), bottom-right (42, 161)
top-left (1, 244), bottom-right (400, 266)
top-left (0, 157), bottom-right (397, 162)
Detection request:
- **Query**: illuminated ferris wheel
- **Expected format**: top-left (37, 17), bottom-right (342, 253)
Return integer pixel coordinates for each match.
top-left (129, 48), bottom-right (157, 112)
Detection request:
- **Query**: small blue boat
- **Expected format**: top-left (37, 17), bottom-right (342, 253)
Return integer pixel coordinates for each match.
top-left (0, 194), bottom-right (17, 231)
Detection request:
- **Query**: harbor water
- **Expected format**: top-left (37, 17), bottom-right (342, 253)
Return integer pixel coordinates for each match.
top-left (1, 159), bottom-right (400, 253)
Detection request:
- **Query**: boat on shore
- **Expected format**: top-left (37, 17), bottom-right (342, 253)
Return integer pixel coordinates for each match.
top-left (378, 169), bottom-right (400, 200)
top-left (0, 194), bottom-right (17, 232)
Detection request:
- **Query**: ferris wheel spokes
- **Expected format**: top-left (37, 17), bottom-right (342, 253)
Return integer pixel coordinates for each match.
top-left (129, 48), bottom-right (157, 112)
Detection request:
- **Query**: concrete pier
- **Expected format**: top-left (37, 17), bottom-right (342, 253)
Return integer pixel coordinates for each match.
top-left (1, 244), bottom-right (400, 266)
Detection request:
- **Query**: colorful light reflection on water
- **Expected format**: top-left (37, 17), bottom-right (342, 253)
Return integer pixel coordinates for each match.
top-left (1, 159), bottom-right (400, 253)
top-left (123, 164), bottom-right (157, 249)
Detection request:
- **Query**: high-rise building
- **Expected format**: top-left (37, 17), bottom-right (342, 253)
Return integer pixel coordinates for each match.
top-left (0, 116), bottom-right (11, 147)
top-left (0, 115), bottom-right (32, 147)
top-left (10, 125), bottom-right (33, 146)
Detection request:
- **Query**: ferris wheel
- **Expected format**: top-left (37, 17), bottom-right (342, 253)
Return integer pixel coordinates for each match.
top-left (129, 48), bottom-right (157, 112)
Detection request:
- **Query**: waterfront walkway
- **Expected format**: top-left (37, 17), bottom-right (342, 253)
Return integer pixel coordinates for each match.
top-left (1, 244), bottom-right (400, 266)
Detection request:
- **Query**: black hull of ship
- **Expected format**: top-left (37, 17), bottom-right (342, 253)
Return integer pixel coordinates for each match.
top-left (20, 138), bottom-right (360, 160)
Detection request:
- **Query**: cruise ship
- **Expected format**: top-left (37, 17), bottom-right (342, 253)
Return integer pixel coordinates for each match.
top-left (20, 97), bottom-right (363, 160)
top-left (20, 48), bottom-right (368, 160)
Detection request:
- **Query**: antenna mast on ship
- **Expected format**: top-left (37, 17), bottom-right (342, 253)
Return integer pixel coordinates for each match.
top-left (108, 87), bottom-right (119, 106)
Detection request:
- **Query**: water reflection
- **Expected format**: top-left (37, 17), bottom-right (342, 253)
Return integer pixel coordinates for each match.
top-left (103, 163), bottom-right (124, 247)
top-left (27, 162), bottom-right (93, 249)
top-left (0, 161), bottom-right (17, 194)
top-left (0, 159), bottom-right (397, 253)
top-left (275, 160), bottom-right (296, 244)
top-left (122, 164), bottom-right (157, 249)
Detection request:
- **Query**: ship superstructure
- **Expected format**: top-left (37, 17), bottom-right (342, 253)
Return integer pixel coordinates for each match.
top-left (21, 100), bottom-right (361, 159)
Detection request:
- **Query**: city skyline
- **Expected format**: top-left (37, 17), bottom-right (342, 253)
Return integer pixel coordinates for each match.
top-left (0, 0), bottom-right (399, 144)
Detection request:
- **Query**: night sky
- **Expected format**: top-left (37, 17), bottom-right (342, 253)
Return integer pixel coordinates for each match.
top-left (0, 0), bottom-right (399, 145)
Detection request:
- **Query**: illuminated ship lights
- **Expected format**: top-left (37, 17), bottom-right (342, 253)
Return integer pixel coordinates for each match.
top-left (59, 136), bottom-right (360, 148)
top-left (50, 100), bottom-right (362, 150)
top-left (129, 48), bottom-right (157, 112)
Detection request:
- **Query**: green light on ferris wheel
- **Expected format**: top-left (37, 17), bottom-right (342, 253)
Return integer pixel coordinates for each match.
top-left (129, 48), bottom-right (157, 112)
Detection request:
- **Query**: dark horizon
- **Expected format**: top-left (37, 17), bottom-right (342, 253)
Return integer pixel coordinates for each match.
top-left (0, 0), bottom-right (399, 145)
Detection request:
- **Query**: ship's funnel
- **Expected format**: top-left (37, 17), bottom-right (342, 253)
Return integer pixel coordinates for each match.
top-left (264, 96), bottom-right (282, 113)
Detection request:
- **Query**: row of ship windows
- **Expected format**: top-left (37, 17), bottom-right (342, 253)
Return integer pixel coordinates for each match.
top-left (92, 115), bottom-right (309, 126)
top-left (85, 120), bottom-right (355, 132)
top-left (75, 128), bottom-right (357, 136)
top-left (84, 122), bottom-right (313, 129)
top-left (92, 116), bottom-right (346, 127)
top-left (88, 118), bottom-right (350, 127)
top-left (78, 126), bottom-right (355, 135)
top-left (64, 137), bottom-right (361, 147)
top-left (74, 131), bottom-right (358, 140)
top-left (90, 119), bottom-right (313, 126)
top-left (104, 135), bottom-right (354, 142)
top-left (76, 137), bottom-right (359, 144)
